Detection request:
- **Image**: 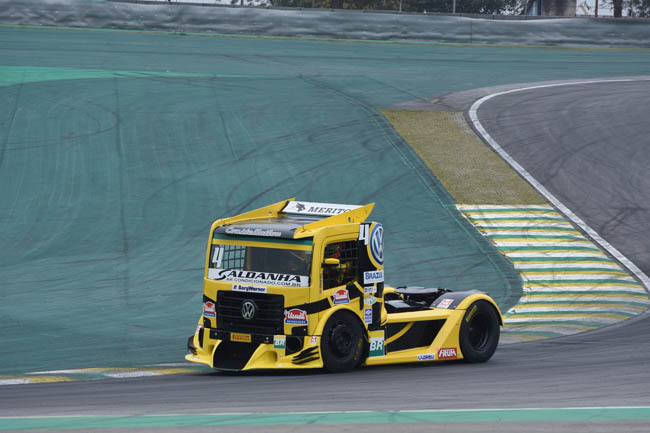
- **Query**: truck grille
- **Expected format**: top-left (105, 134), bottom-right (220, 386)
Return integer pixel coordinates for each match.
top-left (216, 291), bottom-right (284, 335)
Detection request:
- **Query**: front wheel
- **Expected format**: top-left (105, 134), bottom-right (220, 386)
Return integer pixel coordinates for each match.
top-left (459, 300), bottom-right (500, 363)
top-left (320, 311), bottom-right (364, 373)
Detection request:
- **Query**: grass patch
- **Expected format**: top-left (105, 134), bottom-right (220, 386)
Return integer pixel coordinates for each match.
top-left (381, 110), bottom-right (546, 205)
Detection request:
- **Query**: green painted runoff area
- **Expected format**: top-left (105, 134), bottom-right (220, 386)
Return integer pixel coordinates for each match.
top-left (2, 26), bottom-right (650, 376)
top-left (2, 408), bottom-right (650, 430)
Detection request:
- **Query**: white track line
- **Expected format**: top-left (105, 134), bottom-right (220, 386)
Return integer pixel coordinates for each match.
top-left (468, 78), bottom-right (650, 294)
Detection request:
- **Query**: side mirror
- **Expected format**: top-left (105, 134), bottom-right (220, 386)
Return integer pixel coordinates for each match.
top-left (322, 258), bottom-right (340, 268)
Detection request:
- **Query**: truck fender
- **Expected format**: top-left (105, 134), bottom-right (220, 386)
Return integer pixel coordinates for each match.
top-left (313, 305), bottom-right (367, 336)
top-left (432, 290), bottom-right (503, 325)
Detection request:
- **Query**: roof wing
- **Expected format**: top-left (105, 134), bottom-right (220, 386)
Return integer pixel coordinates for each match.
top-left (210, 197), bottom-right (294, 232)
top-left (283, 201), bottom-right (362, 217)
top-left (293, 203), bottom-right (375, 239)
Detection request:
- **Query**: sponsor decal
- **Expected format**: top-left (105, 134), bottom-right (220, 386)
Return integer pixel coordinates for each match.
top-left (240, 300), bottom-right (257, 320)
top-left (359, 224), bottom-right (369, 244)
top-left (364, 286), bottom-right (377, 295)
top-left (364, 296), bottom-right (377, 306)
top-left (438, 347), bottom-right (458, 360)
top-left (363, 270), bottom-right (384, 284)
top-left (332, 288), bottom-right (350, 305)
top-left (211, 246), bottom-right (223, 267)
top-left (224, 227), bottom-right (281, 237)
top-left (310, 336), bottom-right (318, 345)
top-left (466, 304), bottom-right (478, 323)
top-left (417, 354), bottom-right (436, 361)
top-left (231, 332), bottom-right (252, 343)
top-left (438, 298), bottom-right (453, 309)
top-left (369, 224), bottom-right (384, 266)
top-left (203, 301), bottom-right (216, 318)
top-left (360, 223), bottom-right (384, 268)
top-left (284, 308), bottom-right (308, 325)
top-left (232, 284), bottom-right (267, 294)
top-left (364, 308), bottom-right (373, 324)
top-left (273, 335), bottom-right (286, 349)
top-left (369, 337), bottom-right (385, 357)
top-left (283, 201), bottom-right (360, 216)
top-left (208, 268), bottom-right (309, 287)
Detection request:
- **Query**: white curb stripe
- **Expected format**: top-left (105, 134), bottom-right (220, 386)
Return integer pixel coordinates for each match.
top-left (103, 371), bottom-right (163, 378)
top-left (494, 241), bottom-right (597, 248)
top-left (504, 316), bottom-right (625, 324)
top-left (503, 326), bottom-right (596, 335)
top-left (511, 306), bottom-right (645, 314)
top-left (473, 222), bottom-right (573, 227)
top-left (520, 295), bottom-right (649, 303)
top-left (482, 231), bottom-right (585, 237)
top-left (463, 213), bottom-right (564, 219)
top-left (522, 286), bottom-right (647, 294)
top-left (514, 263), bottom-right (622, 270)
top-left (457, 205), bottom-right (554, 210)
top-left (521, 274), bottom-right (636, 282)
top-left (505, 252), bottom-right (607, 258)
top-left (0, 379), bottom-right (30, 385)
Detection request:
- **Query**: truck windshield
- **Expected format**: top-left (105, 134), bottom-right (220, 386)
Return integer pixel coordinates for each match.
top-left (207, 243), bottom-right (312, 288)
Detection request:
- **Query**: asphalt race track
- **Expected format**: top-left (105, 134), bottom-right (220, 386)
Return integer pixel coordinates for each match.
top-left (3, 78), bottom-right (650, 432)
top-left (474, 79), bottom-right (650, 279)
top-left (2, 308), bottom-right (650, 415)
top-left (2, 25), bottom-right (650, 432)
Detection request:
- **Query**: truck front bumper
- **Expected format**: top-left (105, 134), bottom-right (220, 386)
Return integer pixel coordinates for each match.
top-left (185, 328), bottom-right (323, 371)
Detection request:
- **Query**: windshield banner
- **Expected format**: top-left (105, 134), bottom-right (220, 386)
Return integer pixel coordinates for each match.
top-left (208, 268), bottom-right (309, 287)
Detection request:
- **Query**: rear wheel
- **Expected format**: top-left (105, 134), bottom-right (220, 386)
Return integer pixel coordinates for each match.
top-left (459, 300), bottom-right (500, 363)
top-left (321, 311), bottom-right (364, 373)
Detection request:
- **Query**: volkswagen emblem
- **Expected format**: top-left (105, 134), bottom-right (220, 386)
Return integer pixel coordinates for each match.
top-left (241, 300), bottom-right (257, 320)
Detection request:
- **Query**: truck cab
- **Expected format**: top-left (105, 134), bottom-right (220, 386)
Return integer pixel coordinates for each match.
top-left (186, 199), bottom-right (502, 372)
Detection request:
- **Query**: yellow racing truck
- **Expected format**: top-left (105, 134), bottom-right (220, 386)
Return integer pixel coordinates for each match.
top-left (186, 199), bottom-right (503, 372)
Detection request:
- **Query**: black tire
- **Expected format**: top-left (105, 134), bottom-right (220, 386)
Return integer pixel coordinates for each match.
top-left (459, 300), bottom-right (500, 363)
top-left (320, 311), bottom-right (365, 373)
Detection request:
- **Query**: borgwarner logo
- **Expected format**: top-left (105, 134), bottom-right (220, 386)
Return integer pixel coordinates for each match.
top-left (240, 300), bottom-right (257, 320)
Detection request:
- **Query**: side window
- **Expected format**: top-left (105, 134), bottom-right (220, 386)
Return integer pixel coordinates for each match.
top-left (323, 240), bottom-right (358, 290)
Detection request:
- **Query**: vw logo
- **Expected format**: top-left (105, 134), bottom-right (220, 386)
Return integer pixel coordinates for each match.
top-left (370, 224), bottom-right (384, 266)
top-left (241, 300), bottom-right (257, 320)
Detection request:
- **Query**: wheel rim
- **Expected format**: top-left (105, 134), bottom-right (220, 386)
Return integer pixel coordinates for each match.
top-left (329, 322), bottom-right (354, 358)
top-left (467, 312), bottom-right (491, 351)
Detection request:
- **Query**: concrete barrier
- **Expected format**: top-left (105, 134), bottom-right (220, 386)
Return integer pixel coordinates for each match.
top-left (1, 0), bottom-right (650, 47)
